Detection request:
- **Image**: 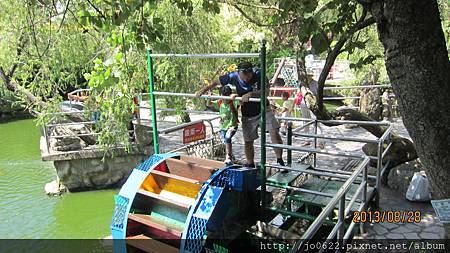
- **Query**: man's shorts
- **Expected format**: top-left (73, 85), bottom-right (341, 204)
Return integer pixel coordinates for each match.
top-left (219, 127), bottom-right (237, 144)
top-left (241, 108), bottom-right (280, 142)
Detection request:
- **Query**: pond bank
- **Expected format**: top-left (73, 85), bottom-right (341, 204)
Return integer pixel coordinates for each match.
top-left (0, 119), bottom-right (115, 239)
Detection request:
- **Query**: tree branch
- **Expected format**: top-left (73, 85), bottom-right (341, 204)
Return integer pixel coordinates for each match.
top-left (0, 67), bottom-right (45, 108)
top-left (86, 0), bottom-right (107, 20)
top-left (57, 0), bottom-right (71, 32)
top-left (229, 2), bottom-right (272, 27)
top-left (316, 16), bottom-right (375, 110)
top-left (228, 1), bottom-right (296, 27)
top-left (234, 0), bottom-right (283, 12)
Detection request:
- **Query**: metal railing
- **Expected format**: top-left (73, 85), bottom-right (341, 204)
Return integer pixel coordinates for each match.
top-left (277, 117), bottom-right (391, 200)
top-left (146, 48), bottom-right (265, 154)
top-left (42, 110), bottom-right (100, 154)
top-left (322, 84), bottom-right (393, 105)
top-left (260, 117), bottom-right (392, 249)
top-left (292, 157), bottom-right (371, 252)
top-left (42, 108), bottom-right (221, 156)
top-left (41, 109), bottom-right (143, 154)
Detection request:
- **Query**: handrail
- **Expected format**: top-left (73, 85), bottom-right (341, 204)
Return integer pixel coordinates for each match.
top-left (292, 132), bottom-right (379, 143)
top-left (266, 143), bottom-right (366, 159)
top-left (323, 84), bottom-right (391, 90)
top-left (158, 116), bottom-right (219, 134)
top-left (323, 96), bottom-right (361, 100)
top-left (148, 53), bottom-right (259, 58)
top-left (302, 157), bottom-right (368, 239)
top-left (150, 53), bottom-right (259, 58)
top-left (151, 91), bottom-right (262, 102)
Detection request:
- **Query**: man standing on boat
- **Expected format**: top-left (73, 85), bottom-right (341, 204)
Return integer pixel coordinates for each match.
top-left (196, 61), bottom-right (285, 168)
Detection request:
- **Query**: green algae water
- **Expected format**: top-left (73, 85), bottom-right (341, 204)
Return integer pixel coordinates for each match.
top-left (0, 119), bottom-right (117, 239)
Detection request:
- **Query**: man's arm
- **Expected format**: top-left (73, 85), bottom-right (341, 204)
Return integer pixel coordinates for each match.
top-left (195, 81), bottom-right (220, 98)
top-left (241, 77), bottom-right (269, 102)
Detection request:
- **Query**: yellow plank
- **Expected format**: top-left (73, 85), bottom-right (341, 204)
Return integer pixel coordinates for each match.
top-left (152, 173), bottom-right (202, 198)
top-left (141, 174), bottom-right (161, 194)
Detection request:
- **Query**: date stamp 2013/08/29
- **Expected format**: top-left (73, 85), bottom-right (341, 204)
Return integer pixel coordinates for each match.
top-left (353, 210), bottom-right (421, 223)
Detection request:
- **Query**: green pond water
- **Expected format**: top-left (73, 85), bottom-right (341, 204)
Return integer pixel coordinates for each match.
top-left (0, 119), bottom-right (117, 239)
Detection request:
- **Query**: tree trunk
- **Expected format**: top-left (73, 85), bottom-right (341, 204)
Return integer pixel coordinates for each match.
top-left (0, 67), bottom-right (45, 114)
top-left (368, 0), bottom-right (450, 200)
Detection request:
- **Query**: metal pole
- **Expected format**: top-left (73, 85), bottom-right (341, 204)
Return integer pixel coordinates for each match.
top-left (323, 84), bottom-right (391, 90)
top-left (287, 123), bottom-right (292, 166)
top-left (375, 140), bottom-right (383, 207)
top-left (313, 120), bottom-right (318, 168)
top-left (43, 125), bottom-right (50, 154)
top-left (137, 93), bottom-right (141, 126)
top-left (152, 91), bottom-right (261, 102)
top-left (147, 49), bottom-right (159, 154)
top-left (361, 164), bottom-right (368, 234)
top-left (260, 39), bottom-right (267, 214)
top-left (148, 53), bottom-right (260, 58)
top-left (338, 194), bottom-right (345, 239)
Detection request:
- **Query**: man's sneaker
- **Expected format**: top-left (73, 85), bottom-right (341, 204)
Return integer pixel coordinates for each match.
top-left (276, 159), bottom-right (288, 173)
top-left (224, 157), bottom-right (232, 165)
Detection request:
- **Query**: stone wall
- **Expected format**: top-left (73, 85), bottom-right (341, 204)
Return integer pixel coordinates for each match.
top-left (40, 115), bottom-right (155, 193)
top-left (0, 100), bottom-right (31, 122)
top-left (53, 154), bottom-right (147, 191)
top-left (359, 88), bottom-right (383, 120)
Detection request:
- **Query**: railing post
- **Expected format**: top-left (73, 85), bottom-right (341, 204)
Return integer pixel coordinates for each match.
top-left (313, 120), bottom-right (318, 168)
top-left (361, 164), bottom-right (368, 234)
top-left (259, 39), bottom-right (267, 215)
top-left (287, 123), bottom-right (292, 166)
top-left (43, 125), bottom-right (50, 154)
top-left (147, 49), bottom-right (159, 154)
top-left (375, 139), bottom-right (383, 207)
top-left (338, 193), bottom-right (345, 239)
top-left (137, 93), bottom-right (141, 126)
top-left (205, 119), bottom-right (215, 159)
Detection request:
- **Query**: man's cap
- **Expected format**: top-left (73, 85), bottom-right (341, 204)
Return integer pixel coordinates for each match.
top-left (237, 61), bottom-right (254, 73)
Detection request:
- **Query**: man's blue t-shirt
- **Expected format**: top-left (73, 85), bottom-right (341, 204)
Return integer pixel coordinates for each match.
top-left (219, 68), bottom-right (267, 117)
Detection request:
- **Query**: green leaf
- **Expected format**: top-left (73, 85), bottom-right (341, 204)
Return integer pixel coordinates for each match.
top-left (311, 33), bottom-right (329, 54)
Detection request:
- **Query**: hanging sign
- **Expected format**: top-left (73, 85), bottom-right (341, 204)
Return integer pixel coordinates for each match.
top-left (183, 122), bottom-right (206, 144)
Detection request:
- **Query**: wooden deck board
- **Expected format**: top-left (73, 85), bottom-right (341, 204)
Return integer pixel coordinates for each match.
top-left (288, 177), bottom-right (374, 212)
top-left (179, 155), bottom-right (225, 169)
top-left (128, 213), bottom-right (183, 240)
top-left (126, 234), bottom-right (179, 253)
top-left (137, 189), bottom-right (194, 209)
top-left (166, 158), bottom-right (216, 182)
top-left (150, 170), bottom-right (202, 198)
top-left (267, 171), bottom-right (302, 187)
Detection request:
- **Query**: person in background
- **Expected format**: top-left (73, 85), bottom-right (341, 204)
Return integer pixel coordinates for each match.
top-left (196, 61), bottom-right (285, 168)
top-left (382, 88), bottom-right (395, 121)
top-left (269, 78), bottom-right (285, 113)
top-left (207, 86), bottom-right (239, 165)
top-left (279, 91), bottom-right (294, 135)
top-left (307, 72), bottom-right (318, 96)
top-left (68, 90), bottom-right (89, 102)
top-left (299, 73), bottom-right (325, 149)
